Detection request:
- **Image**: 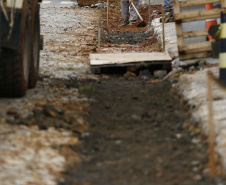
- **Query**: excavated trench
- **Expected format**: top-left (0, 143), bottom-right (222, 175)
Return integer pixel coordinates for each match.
top-left (58, 78), bottom-right (226, 185)
top-left (3, 2), bottom-right (226, 185)
top-left (57, 3), bottom-right (226, 185)
top-left (45, 4), bottom-right (224, 185)
top-left (104, 31), bottom-right (152, 44)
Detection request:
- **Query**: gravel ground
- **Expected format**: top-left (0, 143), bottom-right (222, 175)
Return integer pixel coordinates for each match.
top-left (0, 1), bottom-right (226, 185)
top-left (0, 4), bottom-right (98, 185)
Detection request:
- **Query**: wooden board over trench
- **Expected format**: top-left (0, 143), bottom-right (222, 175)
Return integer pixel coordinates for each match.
top-left (89, 52), bottom-right (172, 66)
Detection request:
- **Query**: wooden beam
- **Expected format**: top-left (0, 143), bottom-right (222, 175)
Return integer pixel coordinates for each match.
top-left (183, 30), bottom-right (208, 38)
top-left (179, 52), bottom-right (212, 60)
top-left (173, 0), bottom-right (184, 52)
top-left (90, 52), bottom-right (172, 66)
top-left (175, 8), bottom-right (225, 22)
top-left (179, 14), bottom-right (224, 22)
top-left (179, 41), bottom-right (211, 54)
top-left (222, 0), bottom-right (226, 8)
top-left (180, 0), bottom-right (220, 7)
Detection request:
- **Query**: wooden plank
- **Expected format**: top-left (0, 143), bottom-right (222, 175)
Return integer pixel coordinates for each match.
top-left (183, 30), bottom-right (208, 38)
top-left (173, 0), bottom-right (221, 61)
top-left (179, 41), bottom-right (211, 54)
top-left (173, 0), bottom-right (184, 53)
top-left (179, 52), bottom-right (212, 60)
top-left (89, 52), bottom-right (172, 66)
top-left (180, 0), bottom-right (220, 7)
top-left (222, 0), bottom-right (226, 8)
top-left (175, 8), bottom-right (225, 22)
top-left (178, 13), bottom-right (226, 22)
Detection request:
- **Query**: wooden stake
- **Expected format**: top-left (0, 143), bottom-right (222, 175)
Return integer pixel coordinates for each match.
top-left (148, 0), bottom-right (151, 24)
top-left (162, 0), bottom-right (165, 51)
top-left (98, 8), bottom-right (101, 53)
top-left (107, 0), bottom-right (109, 30)
top-left (207, 71), bottom-right (216, 180)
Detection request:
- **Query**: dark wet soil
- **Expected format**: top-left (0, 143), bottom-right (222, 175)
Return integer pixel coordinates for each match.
top-left (59, 78), bottom-right (226, 185)
top-left (100, 2), bottom-right (162, 46)
top-left (107, 31), bottom-right (152, 44)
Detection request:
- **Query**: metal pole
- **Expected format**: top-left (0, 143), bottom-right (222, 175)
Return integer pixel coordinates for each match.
top-left (219, 11), bottom-right (226, 84)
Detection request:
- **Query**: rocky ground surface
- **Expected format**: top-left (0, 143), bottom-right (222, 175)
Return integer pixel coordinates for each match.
top-left (0, 3), bottom-right (97, 185)
top-left (0, 1), bottom-right (226, 185)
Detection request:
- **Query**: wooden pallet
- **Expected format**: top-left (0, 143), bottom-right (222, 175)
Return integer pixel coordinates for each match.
top-left (173, 0), bottom-right (226, 60)
top-left (89, 52), bottom-right (172, 74)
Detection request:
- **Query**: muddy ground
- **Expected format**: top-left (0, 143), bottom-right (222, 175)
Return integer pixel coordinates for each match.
top-left (57, 2), bottom-right (226, 185)
top-left (59, 78), bottom-right (226, 185)
top-left (0, 1), bottom-right (226, 185)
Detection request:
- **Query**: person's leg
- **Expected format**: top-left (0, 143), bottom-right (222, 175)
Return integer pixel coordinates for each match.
top-left (164, 0), bottom-right (173, 11)
top-left (129, 0), bottom-right (139, 24)
top-left (213, 3), bottom-right (221, 8)
top-left (121, 0), bottom-right (130, 24)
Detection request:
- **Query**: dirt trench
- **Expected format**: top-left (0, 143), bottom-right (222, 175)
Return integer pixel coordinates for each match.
top-left (55, 3), bottom-right (226, 185)
top-left (58, 78), bottom-right (226, 185)
top-left (2, 2), bottom-right (226, 185)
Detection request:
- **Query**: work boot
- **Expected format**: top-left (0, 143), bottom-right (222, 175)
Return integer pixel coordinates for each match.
top-left (128, 21), bottom-right (136, 25)
top-left (119, 21), bottom-right (129, 27)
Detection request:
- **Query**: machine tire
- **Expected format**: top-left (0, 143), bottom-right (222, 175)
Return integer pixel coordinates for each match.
top-left (0, 0), bottom-right (30, 97)
top-left (28, 0), bottom-right (40, 88)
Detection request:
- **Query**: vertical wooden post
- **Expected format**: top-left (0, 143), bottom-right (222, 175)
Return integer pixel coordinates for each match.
top-left (207, 72), bottom-right (216, 180)
top-left (98, 8), bottom-right (101, 53)
top-left (107, 0), bottom-right (109, 30)
top-left (173, 0), bottom-right (184, 60)
top-left (148, 0), bottom-right (151, 24)
top-left (162, 0), bottom-right (165, 51)
top-left (221, 0), bottom-right (226, 8)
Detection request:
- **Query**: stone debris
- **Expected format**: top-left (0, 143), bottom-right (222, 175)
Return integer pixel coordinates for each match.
top-left (0, 125), bottom-right (80, 185)
top-left (40, 6), bottom-right (98, 78)
top-left (124, 71), bottom-right (137, 79)
top-left (154, 70), bottom-right (167, 78)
